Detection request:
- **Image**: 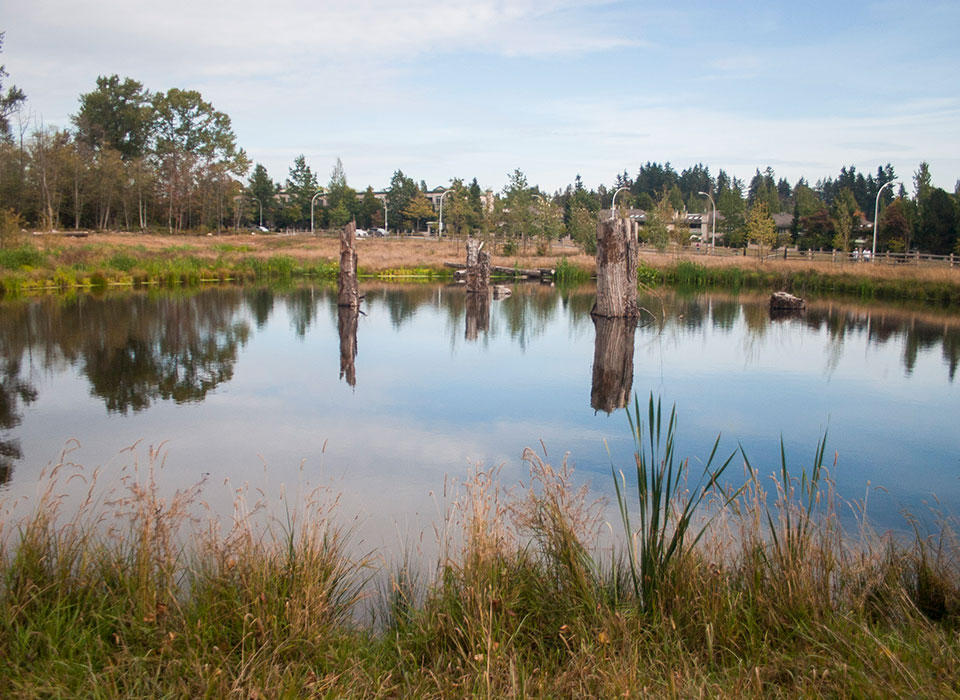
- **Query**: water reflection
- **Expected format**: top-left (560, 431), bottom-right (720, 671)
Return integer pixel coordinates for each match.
top-left (2, 284), bottom-right (960, 504)
top-left (591, 316), bottom-right (637, 413)
top-left (338, 305), bottom-right (359, 387)
top-left (465, 293), bottom-right (490, 342)
top-left (0, 358), bottom-right (37, 484)
top-left (80, 295), bottom-right (251, 414)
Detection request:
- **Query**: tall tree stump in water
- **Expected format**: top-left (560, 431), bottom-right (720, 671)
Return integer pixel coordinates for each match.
top-left (338, 222), bottom-right (360, 308)
top-left (465, 239), bottom-right (490, 293)
top-left (592, 217), bottom-right (640, 318)
top-left (338, 305), bottom-right (358, 387)
top-left (591, 316), bottom-right (638, 413)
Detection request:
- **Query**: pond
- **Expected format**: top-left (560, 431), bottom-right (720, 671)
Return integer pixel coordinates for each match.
top-left (1, 283), bottom-right (958, 547)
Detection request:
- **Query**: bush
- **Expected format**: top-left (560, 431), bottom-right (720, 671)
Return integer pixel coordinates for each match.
top-left (0, 208), bottom-right (26, 249)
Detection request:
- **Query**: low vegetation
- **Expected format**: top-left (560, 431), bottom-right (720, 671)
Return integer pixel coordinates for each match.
top-left (1, 233), bottom-right (960, 307)
top-left (1, 398), bottom-right (958, 697)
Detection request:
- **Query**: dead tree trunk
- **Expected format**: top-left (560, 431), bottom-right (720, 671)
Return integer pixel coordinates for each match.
top-left (338, 305), bottom-right (358, 387)
top-left (338, 222), bottom-right (360, 307)
top-left (592, 217), bottom-right (640, 318)
top-left (465, 239), bottom-right (491, 293)
top-left (590, 316), bottom-right (638, 413)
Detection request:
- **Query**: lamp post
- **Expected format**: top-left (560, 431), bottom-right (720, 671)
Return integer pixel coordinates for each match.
top-left (872, 180), bottom-right (897, 260)
top-left (438, 189), bottom-right (451, 237)
top-left (698, 190), bottom-right (716, 252)
top-left (611, 186), bottom-right (630, 219)
top-left (250, 196), bottom-right (262, 228)
top-left (383, 196), bottom-right (389, 235)
top-left (310, 190), bottom-right (324, 234)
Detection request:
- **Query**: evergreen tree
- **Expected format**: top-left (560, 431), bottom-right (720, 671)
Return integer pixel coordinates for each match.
top-left (0, 33), bottom-right (25, 140)
top-left (285, 154), bottom-right (318, 228)
top-left (247, 163), bottom-right (275, 227)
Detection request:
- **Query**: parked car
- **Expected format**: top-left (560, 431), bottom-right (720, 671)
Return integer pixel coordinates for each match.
top-left (356, 228), bottom-right (369, 238)
top-left (375, 228), bottom-right (388, 237)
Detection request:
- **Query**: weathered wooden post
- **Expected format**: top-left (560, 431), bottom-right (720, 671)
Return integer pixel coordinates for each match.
top-left (338, 222), bottom-right (360, 308)
top-left (337, 305), bottom-right (358, 387)
top-left (591, 316), bottom-right (638, 413)
top-left (592, 215), bottom-right (640, 318)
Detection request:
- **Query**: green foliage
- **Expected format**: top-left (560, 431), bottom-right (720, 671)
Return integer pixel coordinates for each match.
top-left (106, 251), bottom-right (138, 271)
top-left (0, 208), bottom-right (24, 249)
top-left (746, 201), bottom-right (777, 258)
top-left (831, 188), bottom-right (860, 252)
top-left (636, 261), bottom-right (660, 287)
top-left (568, 206), bottom-right (596, 254)
top-left (0, 245), bottom-right (43, 270)
top-left (0, 32), bottom-right (26, 139)
top-left (612, 395), bottom-right (739, 610)
top-left (73, 75), bottom-right (153, 159)
top-left (554, 256), bottom-right (589, 284)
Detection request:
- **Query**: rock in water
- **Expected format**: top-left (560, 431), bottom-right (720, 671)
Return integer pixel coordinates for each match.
top-left (769, 291), bottom-right (805, 311)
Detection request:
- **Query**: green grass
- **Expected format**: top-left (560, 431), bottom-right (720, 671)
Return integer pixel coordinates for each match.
top-left (554, 256), bottom-right (590, 284)
top-left (641, 260), bottom-right (960, 306)
top-left (0, 246), bottom-right (46, 270)
top-left (1, 404), bottom-right (958, 696)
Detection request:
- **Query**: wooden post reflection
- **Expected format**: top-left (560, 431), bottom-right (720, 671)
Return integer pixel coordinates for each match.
top-left (591, 315), bottom-right (637, 413)
top-left (338, 305), bottom-right (359, 387)
top-left (465, 291), bottom-right (490, 341)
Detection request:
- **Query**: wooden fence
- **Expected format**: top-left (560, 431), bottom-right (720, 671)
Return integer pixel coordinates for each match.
top-left (674, 245), bottom-right (959, 268)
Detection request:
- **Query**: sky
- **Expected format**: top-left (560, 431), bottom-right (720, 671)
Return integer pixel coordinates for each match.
top-left (3, 0), bottom-right (959, 195)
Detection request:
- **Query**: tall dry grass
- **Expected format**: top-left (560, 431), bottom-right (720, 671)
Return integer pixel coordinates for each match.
top-left (1, 415), bottom-right (959, 697)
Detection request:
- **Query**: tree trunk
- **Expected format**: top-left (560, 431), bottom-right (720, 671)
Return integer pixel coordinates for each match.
top-left (592, 217), bottom-right (640, 318)
top-left (465, 239), bottom-right (491, 293)
top-left (338, 221), bottom-right (360, 307)
top-left (338, 305), bottom-right (358, 387)
top-left (590, 316), bottom-right (638, 413)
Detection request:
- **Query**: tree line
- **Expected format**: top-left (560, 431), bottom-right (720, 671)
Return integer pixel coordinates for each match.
top-left (1, 47), bottom-right (958, 255)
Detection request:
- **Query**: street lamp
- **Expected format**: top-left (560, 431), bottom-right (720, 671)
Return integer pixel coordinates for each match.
top-left (310, 190), bottom-right (324, 234)
top-left (438, 189), bottom-right (452, 237)
top-left (872, 180), bottom-right (897, 260)
top-left (611, 186), bottom-right (630, 219)
top-left (383, 196), bottom-right (388, 235)
top-left (249, 196), bottom-right (262, 228)
top-left (698, 190), bottom-right (716, 252)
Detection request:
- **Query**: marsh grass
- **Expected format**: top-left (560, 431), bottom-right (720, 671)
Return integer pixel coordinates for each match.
top-left (2, 414), bottom-right (960, 696)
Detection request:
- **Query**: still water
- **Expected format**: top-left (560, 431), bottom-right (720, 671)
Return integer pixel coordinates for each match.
top-left (1, 283), bottom-right (958, 544)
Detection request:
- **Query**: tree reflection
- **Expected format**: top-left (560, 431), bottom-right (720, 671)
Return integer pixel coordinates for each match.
top-left (338, 305), bottom-right (359, 387)
top-left (0, 358), bottom-right (37, 484)
top-left (465, 292), bottom-right (490, 342)
top-left (591, 316), bottom-right (637, 413)
top-left (71, 292), bottom-right (250, 414)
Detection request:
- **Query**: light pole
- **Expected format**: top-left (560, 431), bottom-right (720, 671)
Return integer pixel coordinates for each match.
top-left (438, 189), bottom-right (452, 237)
top-left (250, 196), bottom-right (262, 228)
top-left (383, 196), bottom-right (389, 235)
top-left (698, 190), bottom-right (716, 252)
top-left (611, 186), bottom-right (630, 219)
top-left (310, 190), bottom-right (324, 234)
top-left (872, 180), bottom-right (897, 260)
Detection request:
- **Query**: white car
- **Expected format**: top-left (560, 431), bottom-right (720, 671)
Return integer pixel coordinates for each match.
top-left (356, 228), bottom-right (369, 238)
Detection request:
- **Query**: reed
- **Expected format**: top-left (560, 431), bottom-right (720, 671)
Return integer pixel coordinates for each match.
top-left (1, 412), bottom-right (959, 696)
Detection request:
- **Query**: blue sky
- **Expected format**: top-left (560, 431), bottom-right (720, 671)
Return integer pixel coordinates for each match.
top-left (3, 0), bottom-right (958, 194)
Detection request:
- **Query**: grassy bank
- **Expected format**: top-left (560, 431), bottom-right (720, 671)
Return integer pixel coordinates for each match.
top-left (2, 400), bottom-right (958, 697)
top-left (634, 258), bottom-right (960, 306)
top-left (3, 232), bottom-right (960, 306)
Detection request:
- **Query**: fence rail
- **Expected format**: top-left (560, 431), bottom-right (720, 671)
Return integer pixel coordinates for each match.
top-left (672, 245), bottom-right (959, 269)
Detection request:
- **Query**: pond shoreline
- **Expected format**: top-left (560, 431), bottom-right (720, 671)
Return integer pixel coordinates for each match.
top-left (2, 231), bottom-right (960, 306)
